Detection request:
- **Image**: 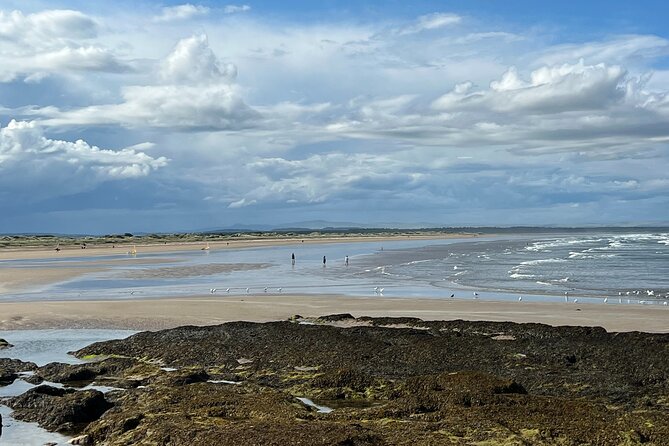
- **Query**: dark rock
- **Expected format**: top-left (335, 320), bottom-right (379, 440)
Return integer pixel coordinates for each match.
top-left (0, 338), bottom-right (12, 349)
top-left (36, 357), bottom-right (138, 384)
top-left (59, 317), bottom-right (669, 445)
top-left (7, 385), bottom-right (112, 433)
top-left (317, 313), bottom-right (356, 322)
top-left (0, 358), bottom-right (37, 386)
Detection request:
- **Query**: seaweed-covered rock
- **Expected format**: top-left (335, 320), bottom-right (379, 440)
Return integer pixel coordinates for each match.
top-left (36, 357), bottom-right (139, 384)
top-left (6, 385), bottom-right (111, 433)
top-left (317, 313), bottom-right (356, 322)
top-left (50, 316), bottom-right (669, 445)
top-left (0, 358), bottom-right (37, 386)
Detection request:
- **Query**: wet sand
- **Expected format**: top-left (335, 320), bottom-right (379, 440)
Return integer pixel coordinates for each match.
top-left (0, 295), bottom-right (666, 333)
top-left (0, 267), bottom-right (103, 294)
top-left (0, 234), bottom-right (470, 261)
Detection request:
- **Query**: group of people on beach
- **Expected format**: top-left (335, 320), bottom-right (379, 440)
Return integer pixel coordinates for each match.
top-left (290, 253), bottom-right (349, 267)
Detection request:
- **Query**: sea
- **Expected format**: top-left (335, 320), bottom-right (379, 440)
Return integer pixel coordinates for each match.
top-left (1, 228), bottom-right (668, 305)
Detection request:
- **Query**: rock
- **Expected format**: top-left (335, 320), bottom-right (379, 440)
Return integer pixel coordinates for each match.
top-left (36, 357), bottom-right (138, 384)
top-left (7, 385), bottom-right (112, 433)
top-left (68, 434), bottom-right (91, 445)
top-left (317, 313), bottom-right (355, 322)
top-left (0, 358), bottom-right (38, 386)
top-left (62, 317), bottom-right (669, 445)
top-left (0, 338), bottom-right (12, 349)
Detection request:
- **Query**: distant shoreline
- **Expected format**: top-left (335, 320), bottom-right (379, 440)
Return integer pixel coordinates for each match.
top-left (0, 231), bottom-right (475, 261)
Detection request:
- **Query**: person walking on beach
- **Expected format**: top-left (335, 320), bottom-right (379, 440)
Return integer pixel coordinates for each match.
top-left (291, 253), bottom-right (295, 266)
top-left (345, 256), bottom-right (349, 266)
top-left (323, 255), bottom-right (326, 267)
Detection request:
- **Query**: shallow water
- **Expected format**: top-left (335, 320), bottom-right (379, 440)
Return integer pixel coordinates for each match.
top-left (0, 329), bottom-right (135, 445)
top-left (0, 232), bottom-right (667, 304)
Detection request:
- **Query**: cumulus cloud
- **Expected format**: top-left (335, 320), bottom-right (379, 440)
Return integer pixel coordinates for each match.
top-left (0, 8), bottom-right (132, 81)
top-left (153, 4), bottom-right (210, 22)
top-left (433, 60), bottom-right (628, 113)
top-left (0, 120), bottom-right (167, 200)
top-left (161, 34), bottom-right (237, 83)
top-left (0, 9), bottom-right (98, 43)
top-left (39, 34), bottom-right (258, 130)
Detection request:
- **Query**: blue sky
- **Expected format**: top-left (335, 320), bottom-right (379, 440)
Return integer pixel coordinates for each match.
top-left (0, 1), bottom-right (668, 233)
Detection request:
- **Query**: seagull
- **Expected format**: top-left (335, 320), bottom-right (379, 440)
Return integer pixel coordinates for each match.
top-left (277, 287), bottom-right (282, 293)
top-left (226, 288), bottom-right (230, 293)
top-left (663, 301), bottom-right (668, 306)
top-left (573, 298), bottom-right (579, 304)
top-left (264, 287), bottom-right (268, 293)
top-left (210, 288), bottom-right (217, 294)
top-left (450, 293), bottom-right (455, 298)
top-left (473, 292), bottom-right (479, 298)
top-left (245, 287), bottom-right (250, 293)
top-left (518, 296), bottom-right (522, 301)
top-left (378, 288), bottom-right (384, 295)
top-left (604, 297), bottom-right (608, 303)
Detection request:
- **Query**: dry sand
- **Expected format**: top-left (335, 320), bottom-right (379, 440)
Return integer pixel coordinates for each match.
top-left (0, 295), bottom-right (667, 333)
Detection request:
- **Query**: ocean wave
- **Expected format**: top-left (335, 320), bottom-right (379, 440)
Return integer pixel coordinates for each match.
top-left (519, 258), bottom-right (568, 266)
top-left (524, 237), bottom-right (606, 252)
top-left (569, 251), bottom-right (617, 260)
top-left (509, 273), bottom-right (535, 279)
top-left (535, 281), bottom-right (553, 286)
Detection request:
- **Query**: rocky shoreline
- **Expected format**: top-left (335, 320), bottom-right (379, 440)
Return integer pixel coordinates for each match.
top-left (1, 315), bottom-right (668, 445)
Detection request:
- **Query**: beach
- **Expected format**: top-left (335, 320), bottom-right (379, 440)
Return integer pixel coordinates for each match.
top-left (1, 294), bottom-right (667, 332)
top-left (1, 232), bottom-right (667, 333)
top-left (2, 233), bottom-right (668, 446)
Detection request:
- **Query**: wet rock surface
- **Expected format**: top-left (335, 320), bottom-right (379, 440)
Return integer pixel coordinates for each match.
top-left (0, 358), bottom-right (37, 386)
top-left (5, 316), bottom-right (669, 444)
top-left (6, 384), bottom-right (111, 433)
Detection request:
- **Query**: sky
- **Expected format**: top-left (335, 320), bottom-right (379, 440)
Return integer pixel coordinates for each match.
top-left (0, 1), bottom-right (668, 233)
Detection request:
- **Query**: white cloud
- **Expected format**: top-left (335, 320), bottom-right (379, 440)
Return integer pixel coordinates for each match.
top-left (0, 9), bottom-right (132, 81)
top-left (0, 9), bottom-right (98, 43)
top-left (400, 13), bottom-right (461, 35)
top-left (537, 35), bottom-right (669, 66)
top-left (153, 4), bottom-right (210, 22)
top-left (0, 120), bottom-right (167, 200)
top-left (38, 35), bottom-right (257, 130)
top-left (223, 5), bottom-right (251, 14)
top-left (161, 34), bottom-right (236, 83)
top-left (433, 60), bottom-right (628, 113)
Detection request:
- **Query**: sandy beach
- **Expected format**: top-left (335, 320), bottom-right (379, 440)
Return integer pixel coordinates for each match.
top-left (1, 233), bottom-right (666, 334)
top-left (0, 233), bottom-right (471, 261)
top-left (0, 294), bottom-right (667, 332)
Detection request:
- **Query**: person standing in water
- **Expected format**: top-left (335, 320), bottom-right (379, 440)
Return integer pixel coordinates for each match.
top-left (323, 255), bottom-right (326, 267)
top-left (291, 253), bottom-right (295, 266)
top-left (345, 255), bottom-right (349, 266)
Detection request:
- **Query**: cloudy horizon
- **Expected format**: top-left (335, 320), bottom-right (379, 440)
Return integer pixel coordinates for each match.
top-left (1, 1), bottom-right (668, 234)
